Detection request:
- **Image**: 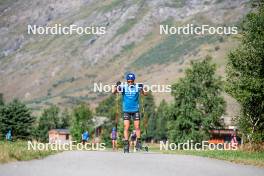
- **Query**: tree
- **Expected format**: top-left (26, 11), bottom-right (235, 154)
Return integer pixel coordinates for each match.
top-left (141, 92), bottom-right (156, 141)
top-left (0, 93), bottom-right (3, 138)
top-left (251, 0), bottom-right (264, 8)
top-left (0, 93), bottom-right (4, 106)
top-left (156, 99), bottom-right (169, 141)
top-left (96, 94), bottom-right (117, 126)
top-left (96, 94), bottom-right (120, 146)
top-left (226, 6), bottom-right (264, 143)
top-left (0, 99), bottom-right (35, 140)
top-left (60, 108), bottom-right (71, 129)
top-left (96, 94), bottom-right (116, 117)
top-left (36, 105), bottom-right (60, 142)
top-left (168, 57), bottom-right (225, 143)
top-left (70, 104), bottom-right (93, 141)
top-left (100, 127), bottom-right (113, 148)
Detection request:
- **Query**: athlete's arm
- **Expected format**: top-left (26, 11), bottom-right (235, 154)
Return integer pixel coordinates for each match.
top-left (140, 88), bottom-right (148, 96)
top-left (113, 86), bottom-right (118, 94)
top-left (113, 81), bottom-right (121, 94)
top-left (137, 83), bottom-right (147, 96)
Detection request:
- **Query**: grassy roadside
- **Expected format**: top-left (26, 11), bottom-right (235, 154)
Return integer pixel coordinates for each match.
top-left (1, 141), bottom-right (264, 167)
top-left (148, 144), bottom-right (264, 167)
top-left (163, 150), bottom-right (264, 167)
top-left (0, 141), bottom-right (57, 164)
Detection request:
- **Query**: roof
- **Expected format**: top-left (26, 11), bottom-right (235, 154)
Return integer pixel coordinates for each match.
top-left (92, 116), bottom-right (109, 128)
top-left (210, 129), bottom-right (237, 135)
top-left (49, 129), bottom-right (70, 134)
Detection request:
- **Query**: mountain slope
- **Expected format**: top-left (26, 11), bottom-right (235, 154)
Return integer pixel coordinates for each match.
top-left (0, 0), bottom-right (250, 114)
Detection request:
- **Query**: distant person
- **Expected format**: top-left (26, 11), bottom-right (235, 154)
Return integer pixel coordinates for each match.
top-left (6, 129), bottom-right (12, 141)
top-left (130, 130), bottom-right (137, 151)
top-left (231, 133), bottom-right (238, 146)
top-left (110, 127), bottom-right (118, 151)
top-left (82, 130), bottom-right (89, 144)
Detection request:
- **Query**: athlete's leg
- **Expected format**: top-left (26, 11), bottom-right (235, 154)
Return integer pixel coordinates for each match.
top-left (133, 112), bottom-right (142, 150)
top-left (133, 112), bottom-right (141, 138)
top-left (123, 113), bottom-right (131, 153)
top-left (114, 140), bottom-right (117, 150)
top-left (124, 120), bottom-right (130, 140)
top-left (134, 120), bottom-right (141, 138)
top-left (113, 139), bottom-right (118, 150)
top-left (112, 140), bottom-right (115, 150)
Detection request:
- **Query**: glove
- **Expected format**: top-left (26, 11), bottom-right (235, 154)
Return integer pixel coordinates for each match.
top-left (138, 83), bottom-right (143, 89)
top-left (116, 81), bottom-right (121, 86)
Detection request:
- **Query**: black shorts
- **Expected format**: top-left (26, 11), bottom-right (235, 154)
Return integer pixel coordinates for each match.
top-left (131, 136), bottom-right (137, 141)
top-left (123, 112), bottom-right (140, 121)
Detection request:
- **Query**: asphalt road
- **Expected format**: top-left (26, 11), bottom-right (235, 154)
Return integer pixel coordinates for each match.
top-left (0, 151), bottom-right (263, 176)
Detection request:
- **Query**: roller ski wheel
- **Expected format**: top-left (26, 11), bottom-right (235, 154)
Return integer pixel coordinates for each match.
top-left (124, 147), bottom-right (129, 153)
top-left (135, 141), bottom-right (142, 151)
top-left (123, 141), bottom-right (129, 153)
top-left (144, 146), bottom-right (149, 152)
top-left (135, 141), bottom-right (149, 152)
top-left (136, 146), bottom-right (149, 152)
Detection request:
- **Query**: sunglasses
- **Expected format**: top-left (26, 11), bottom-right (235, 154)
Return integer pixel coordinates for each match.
top-left (127, 80), bottom-right (134, 83)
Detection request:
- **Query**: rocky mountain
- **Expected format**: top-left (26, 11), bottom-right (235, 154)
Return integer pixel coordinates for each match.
top-left (0, 0), bottom-right (251, 117)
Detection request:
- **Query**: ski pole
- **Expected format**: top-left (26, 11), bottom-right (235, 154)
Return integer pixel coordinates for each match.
top-left (115, 91), bottom-right (119, 130)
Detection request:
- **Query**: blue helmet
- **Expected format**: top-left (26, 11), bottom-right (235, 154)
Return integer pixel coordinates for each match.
top-left (112, 127), bottom-right (116, 131)
top-left (126, 72), bottom-right (135, 81)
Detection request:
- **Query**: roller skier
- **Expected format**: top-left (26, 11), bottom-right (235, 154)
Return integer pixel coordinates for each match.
top-left (113, 72), bottom-right (147, 153)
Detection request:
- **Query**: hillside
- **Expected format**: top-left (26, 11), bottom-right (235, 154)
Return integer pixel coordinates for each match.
top-left (0, 0), bottom-right (251, 118)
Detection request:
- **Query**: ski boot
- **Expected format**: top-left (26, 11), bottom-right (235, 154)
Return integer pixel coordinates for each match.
top-left (144, 146), bottom-right (149, 152)
top-left (123, 140), bottom-right (129, 153)
top-left (135, 139), bottom-right (142, 151)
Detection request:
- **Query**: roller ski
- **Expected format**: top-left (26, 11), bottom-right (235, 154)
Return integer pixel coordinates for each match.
top-left (135, 139), bottom-right (149, 152)
top-left (135, 139), bottom-right (142, 151)
top-left (143, 145), bottom-right (149, 152)
top-left (123, 140), bottom-right (130, 153)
